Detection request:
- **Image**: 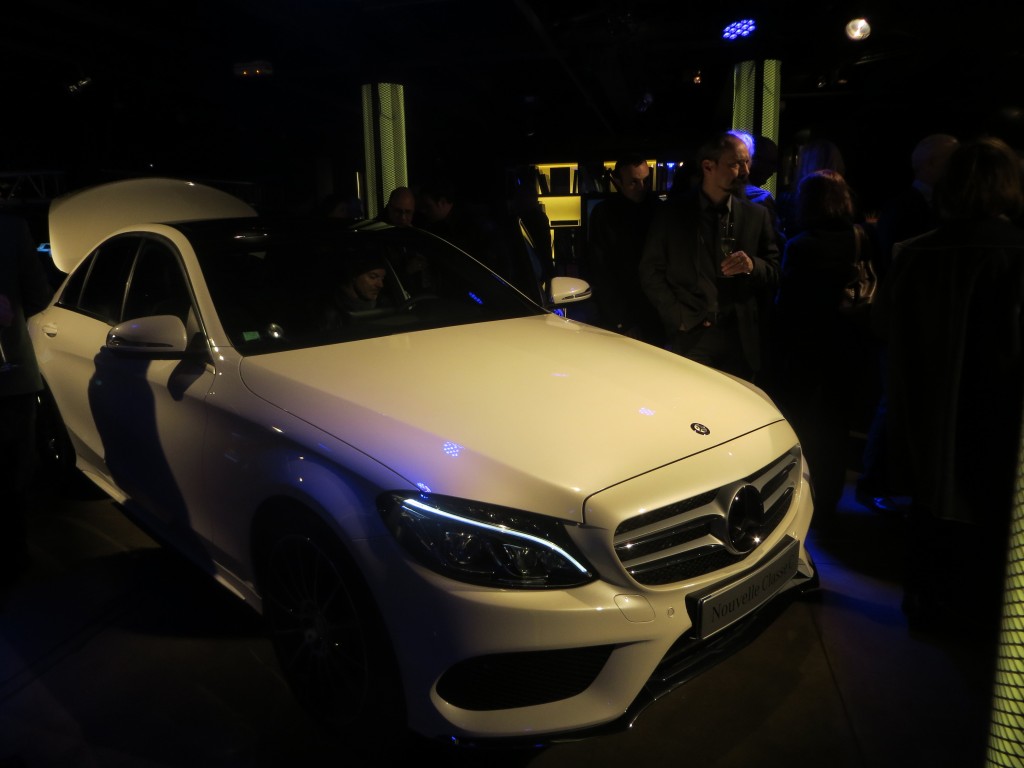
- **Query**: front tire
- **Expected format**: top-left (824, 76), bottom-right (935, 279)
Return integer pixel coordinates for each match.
top-left (259, 517), bottom-right (405, 744)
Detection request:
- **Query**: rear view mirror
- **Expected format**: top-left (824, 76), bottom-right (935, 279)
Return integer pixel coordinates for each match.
top-left (107, 314), bottom-right (189, 357)
top-left (548, 276), bottom-right (592, 306)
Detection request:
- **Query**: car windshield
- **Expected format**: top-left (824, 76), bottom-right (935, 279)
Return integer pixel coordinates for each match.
top-left (180, 218), bottom-right (545, 355)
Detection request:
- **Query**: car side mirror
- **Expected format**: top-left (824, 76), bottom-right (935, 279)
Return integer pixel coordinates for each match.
top-left (548, 276), bottom-right (592, 306)
top-left (106, 314), bottom-right (191, 357)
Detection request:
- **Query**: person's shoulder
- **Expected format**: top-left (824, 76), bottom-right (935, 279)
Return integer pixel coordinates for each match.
top-left (590, 195), bottom-right (615, 215)
top-left (734, 193), bottom-right (766, 210)
top-left (650, 194), bottom-right (691, 220)
top-left (663, 188), bottom-right (698, 209)
top-left (745, 185), bottom-right (775, 205)
top-left (787, 227), bottom-right (851, 251)
top-left (734, 194), bottom-right (773, 225)
top-left (782, 229), bottom-right (815, 252)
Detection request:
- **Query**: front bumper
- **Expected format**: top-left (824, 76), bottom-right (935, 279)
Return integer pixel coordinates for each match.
top-left (365, 423), bottom-right (816, 741)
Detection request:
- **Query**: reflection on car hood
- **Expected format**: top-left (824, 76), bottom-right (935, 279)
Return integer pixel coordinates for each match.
top-left (238, 315), bottom-right (784, 519)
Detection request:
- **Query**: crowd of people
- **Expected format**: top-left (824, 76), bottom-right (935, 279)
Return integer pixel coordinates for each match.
top-left (593, 130), bottom-right (1024, 639)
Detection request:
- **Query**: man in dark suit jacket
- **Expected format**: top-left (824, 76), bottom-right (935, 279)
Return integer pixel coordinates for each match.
top-left (640, 132), bottom-right (780, 381)
top-left (587, 156), bottom-right (664, 346)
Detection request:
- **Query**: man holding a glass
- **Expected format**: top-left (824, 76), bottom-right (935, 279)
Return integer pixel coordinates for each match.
top-left (640, 132), bottom-right (780, 382)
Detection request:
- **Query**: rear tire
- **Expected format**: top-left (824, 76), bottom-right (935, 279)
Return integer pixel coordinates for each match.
top-left (34, 382), bottom-right (82, 494)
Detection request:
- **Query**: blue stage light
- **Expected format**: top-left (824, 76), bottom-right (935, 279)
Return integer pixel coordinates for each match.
top-left (722, 19), bottom-right (756, 40)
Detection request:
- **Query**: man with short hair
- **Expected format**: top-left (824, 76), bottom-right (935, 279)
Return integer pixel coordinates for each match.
top-left (383, 187), bottom-right (416, 227)
top-left (640, 132), bottom-right (780, 381)
top-left (587, 156), bottom-right (663, 345)
top-left (728, 129), bottom-right (785, 247)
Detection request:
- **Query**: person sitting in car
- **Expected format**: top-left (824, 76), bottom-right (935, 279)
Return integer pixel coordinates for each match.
top-left (340, 258), bottom-right (387, 310)
top-left (320, 256), bottom-right (389, 329)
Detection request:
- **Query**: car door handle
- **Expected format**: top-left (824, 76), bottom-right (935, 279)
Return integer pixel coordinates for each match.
top-left (41, 322), bottom-right (58, 337)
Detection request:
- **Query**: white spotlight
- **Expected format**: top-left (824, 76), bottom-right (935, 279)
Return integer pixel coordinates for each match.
top-left (845, 18), bottom-right (871, 40)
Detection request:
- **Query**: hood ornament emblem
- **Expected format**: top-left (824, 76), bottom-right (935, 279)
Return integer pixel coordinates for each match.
top-left (690, 422), bottom-right (710, 436)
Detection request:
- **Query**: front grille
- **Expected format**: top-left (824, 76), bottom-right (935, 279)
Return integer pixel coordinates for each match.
top-left (614, 448), bottom-right (800, 586)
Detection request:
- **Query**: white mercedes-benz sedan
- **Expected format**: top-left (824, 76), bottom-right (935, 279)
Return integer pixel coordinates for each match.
top-left (29, 177), bottom-right (816, 745)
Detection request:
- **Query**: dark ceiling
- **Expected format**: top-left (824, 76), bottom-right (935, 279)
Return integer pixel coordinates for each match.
top-left (4, 1), bottom-right (1022, 210)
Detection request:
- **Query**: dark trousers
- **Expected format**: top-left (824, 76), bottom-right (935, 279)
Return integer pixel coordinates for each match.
top-left (0, 392), bottom-right (38, 559)
top-left (670, 319), bottom-right (752, 381)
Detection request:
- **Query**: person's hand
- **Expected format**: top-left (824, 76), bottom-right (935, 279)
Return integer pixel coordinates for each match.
top-left (0, 294), bottom-right (12, 327)
top-left (721, 250), bottom-right (753, 277)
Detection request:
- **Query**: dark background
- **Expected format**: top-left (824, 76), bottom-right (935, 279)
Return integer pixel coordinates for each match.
top-left (4, 1), bottom-right (1022, 215)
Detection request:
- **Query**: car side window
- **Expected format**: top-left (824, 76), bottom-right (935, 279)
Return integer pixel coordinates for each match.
top-left (74, 237), bottom-right (141, 324)
top-left (123, 239), bottom-right (192, 324)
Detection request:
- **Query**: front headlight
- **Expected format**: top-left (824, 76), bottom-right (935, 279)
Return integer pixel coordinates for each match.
top-left (379, 492), bottom-right (596, 589)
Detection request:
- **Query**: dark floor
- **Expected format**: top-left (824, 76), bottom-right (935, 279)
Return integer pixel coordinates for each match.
top-left (0, 469), bottom-right (999, 768)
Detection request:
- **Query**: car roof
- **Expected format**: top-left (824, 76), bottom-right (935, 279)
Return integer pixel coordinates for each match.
top-left (48, 177), bottom-right (257, 273)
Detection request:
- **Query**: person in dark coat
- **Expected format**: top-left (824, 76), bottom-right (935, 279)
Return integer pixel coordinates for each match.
top-left (0, 213), bottom-right (53, 585)
top-left (770, 170), bottom-right (873, 526)
top-left (587, 156), bottom-right (664, 346)
top-left (416, 177), bottom-right (495, 267)
top-left (856, 133), bottom-right (959, 513)
top-left (640, 132), bottom-right (780, 381)
top-left (873, 136), bottom-right (1024, 636)
top-left (874, 133), bottom-right (959, 281)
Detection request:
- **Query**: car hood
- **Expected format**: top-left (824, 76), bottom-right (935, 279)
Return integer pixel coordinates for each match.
top-left (237, 315), bottom-right (784, 519)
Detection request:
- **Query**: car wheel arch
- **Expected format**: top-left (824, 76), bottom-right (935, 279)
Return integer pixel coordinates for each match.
top-left (34, 377), bottom-right (83, 493)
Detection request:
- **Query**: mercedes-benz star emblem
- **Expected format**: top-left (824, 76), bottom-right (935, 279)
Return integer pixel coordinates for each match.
top-left (690, 422), bottom-right (710, 435)
top-left (726, 485), bottom-right (766, 553)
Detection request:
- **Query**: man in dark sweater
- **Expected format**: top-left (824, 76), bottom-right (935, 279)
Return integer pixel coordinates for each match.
top-left (587, 156), bottom-right (664, 346)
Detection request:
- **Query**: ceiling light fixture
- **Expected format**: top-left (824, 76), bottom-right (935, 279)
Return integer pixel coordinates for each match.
top-left (233, 60), bottom-right (274, 78)
top-left (66, 77), bottom-right (93, 94)
top-left (845, 18), bottom-right (871, 40)
top-left (722, 19), bottom-right (756, 40)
